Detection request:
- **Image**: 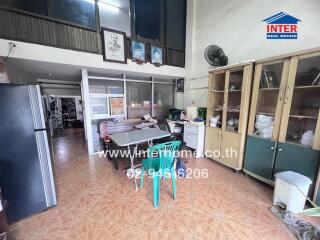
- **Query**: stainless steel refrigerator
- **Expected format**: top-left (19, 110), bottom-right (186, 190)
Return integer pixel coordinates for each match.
top-left (0, 84), bottom-right (57, 223)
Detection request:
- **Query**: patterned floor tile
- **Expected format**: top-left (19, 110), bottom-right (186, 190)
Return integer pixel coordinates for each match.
top-left (8, 129), bottom-right (305, 240)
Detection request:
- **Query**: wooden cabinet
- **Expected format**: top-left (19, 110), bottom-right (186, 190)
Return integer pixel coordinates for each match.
top-left (244, 49), bottom-right (320, 198)
top-left (205, 62), bottom-right (254, 170)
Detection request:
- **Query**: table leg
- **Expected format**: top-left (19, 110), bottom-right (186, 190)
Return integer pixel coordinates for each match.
top-left (127, 144), bottom-right (139, 191)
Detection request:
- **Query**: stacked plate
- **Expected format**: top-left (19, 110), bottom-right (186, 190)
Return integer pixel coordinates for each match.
top-left (209, 115), bottom-right (220, 128)
top-left (255, 114), bottom-right (274, 138)
top-left (301, 131), bottom-right (314, 146)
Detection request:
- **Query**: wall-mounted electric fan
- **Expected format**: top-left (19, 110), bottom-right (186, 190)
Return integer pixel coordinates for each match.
top-left (204, 45), bottom-right (228, 66)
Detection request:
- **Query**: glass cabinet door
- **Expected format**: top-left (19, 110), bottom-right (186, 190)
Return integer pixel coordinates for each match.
top-left (206, 72), bottom-right (226, 129)
top-left (224, 69), bottom-right (243, 133)
top-left (280, 54), bottom-right (320, 148)
top-left (247, 60), bottom-right (289, 140)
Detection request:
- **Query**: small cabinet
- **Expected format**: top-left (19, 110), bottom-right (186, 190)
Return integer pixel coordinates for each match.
top-left (205, 62), bottom-right (254, 170)
top-left (220, 131), bottom-right (244, 169)
top-left (243, 136), bottom-right (277, 181)
top-left (184, 123), bottom-right (205, 158)
top-left (205, 127), bottom-right (221, 158)
top-left (273, 143), bottom-right (320, 181)
top-left (244, 49), bottom-right (320, 199)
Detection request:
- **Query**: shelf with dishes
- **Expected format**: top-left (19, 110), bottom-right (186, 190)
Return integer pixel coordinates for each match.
top-left (289, 114), bottom-right (318, 120)
top-left (210, 108), bottom-right (223, 111)
top-left (294, 85), bottom-right (320, 90)
top-left (228, 89), bottom-right (242, 92)
top-left (259, 87), bottom-right (280, 91)
top-left (227, 109), bottom-right (240, 113)
top-left (256, 112), bottom-right (275, 116)
top-left (211, 89), bottom-right (225, 93)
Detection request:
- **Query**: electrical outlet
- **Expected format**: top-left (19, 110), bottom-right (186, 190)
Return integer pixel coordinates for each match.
top-left (9, 42), bottom-right (16, 54)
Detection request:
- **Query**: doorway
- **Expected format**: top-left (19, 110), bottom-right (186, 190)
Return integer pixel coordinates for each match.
top-left (43, 95), bottom-right (84, 138)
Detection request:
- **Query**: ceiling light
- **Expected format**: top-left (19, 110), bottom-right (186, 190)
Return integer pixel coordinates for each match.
top-left (82, 0), bottom-right (95, 4)
top-left (98, 0), bottom-right (120, 13)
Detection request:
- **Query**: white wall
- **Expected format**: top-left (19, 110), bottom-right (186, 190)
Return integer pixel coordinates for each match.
top-left (99, 0), bottom-right (131, 36)
top-left (184, 0), bottom-right (320, 108)
top-left (41, 86), bottom-right (81, 96)
top-left (5, 61), bottom-right (36, 84)
top-left (0, 39), bottom-right (185, 80)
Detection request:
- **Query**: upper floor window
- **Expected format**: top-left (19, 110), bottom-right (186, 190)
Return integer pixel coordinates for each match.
top-left (0, 0), bottom-right (97, 30)
top-left (134, 0), bottom-right (160, 40)
top-left (51, 0), bottom-right (97, 29)
top-left (0, 0), bottom-right (48, 15)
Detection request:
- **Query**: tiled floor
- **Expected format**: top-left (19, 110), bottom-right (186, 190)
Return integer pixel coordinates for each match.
top-left (8, 129), bottom-right (315, 239)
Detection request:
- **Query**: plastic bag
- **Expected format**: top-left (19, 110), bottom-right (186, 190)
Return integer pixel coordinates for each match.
top-left (176, 158), bottom-right (186, 178)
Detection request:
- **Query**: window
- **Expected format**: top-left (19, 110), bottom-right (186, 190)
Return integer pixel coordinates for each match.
top-left (51, 0), bottom-right (97, 29)
top-left (134, 0), bottom-right (160, 40)
top-left (126, 82), bottom-right (152, 118)
top-left (153, 82), bottom-right (174, 119)
top-left (88, 79), bottom-right (125, 152)
top-left (0, 0), bottom-right (48, 15)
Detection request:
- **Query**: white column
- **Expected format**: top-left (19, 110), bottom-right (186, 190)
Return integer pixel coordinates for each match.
top-left (81, 69), bottom-right (94, 155)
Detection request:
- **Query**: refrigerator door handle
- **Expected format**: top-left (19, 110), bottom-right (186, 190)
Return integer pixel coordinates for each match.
top-left (35, 128), bottom-right (48, 132)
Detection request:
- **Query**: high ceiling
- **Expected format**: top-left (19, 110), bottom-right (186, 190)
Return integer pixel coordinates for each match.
top-left (6, 58), bottom-right (82, 82)
top-left (5, 57), bottom-right (177, 84)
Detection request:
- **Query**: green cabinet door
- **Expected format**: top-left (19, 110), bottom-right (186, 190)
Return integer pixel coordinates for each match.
top-left (273, 142), bottom-right (320, 183)
top-left (243, 136), bottom-right (277, 180)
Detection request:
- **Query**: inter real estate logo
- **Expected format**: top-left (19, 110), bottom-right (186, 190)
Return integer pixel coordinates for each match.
top-left (263, 12), bottom-right (301, 39)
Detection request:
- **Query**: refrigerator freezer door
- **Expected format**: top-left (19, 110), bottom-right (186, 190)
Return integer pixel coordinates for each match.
top-left (0, 85), bottom-right (49, 223)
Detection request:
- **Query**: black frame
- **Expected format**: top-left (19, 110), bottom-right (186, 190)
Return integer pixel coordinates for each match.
top-left (176, 78), bottom-right (184, 92)
top-left (101, 27), bottom-right (127, 64)
top-left (150, 46), bottom-right (163, 66)
top-left (131, 40), bottom-right (146, 63)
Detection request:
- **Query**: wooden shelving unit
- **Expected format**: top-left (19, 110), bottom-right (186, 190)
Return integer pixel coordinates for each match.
top-left (243, 48), bottom-right (320, 203)
top-left (205, 62), bottom-right (254, 170)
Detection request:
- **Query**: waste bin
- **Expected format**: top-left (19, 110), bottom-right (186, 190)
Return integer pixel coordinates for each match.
top-left (273, 171), bottom-right (312, 213)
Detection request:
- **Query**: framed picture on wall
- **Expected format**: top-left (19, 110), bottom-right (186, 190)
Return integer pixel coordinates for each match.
top-left (151, 46), bottom-right (163, 65)
top-left (101, 27), bottom-right (127, 64)
top-left (131, 41), bottom-right (146, 63)
top-left (176, 78), bottom-right (184, 92)
top-left (109, 97), bottom-right (125, 116)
